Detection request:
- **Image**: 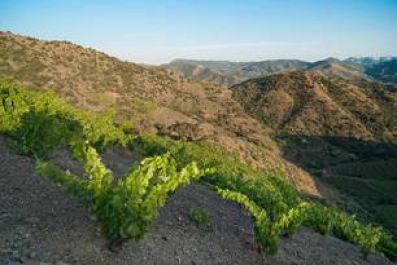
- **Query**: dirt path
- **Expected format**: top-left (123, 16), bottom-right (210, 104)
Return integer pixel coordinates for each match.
top-left (0, 136), bottom-right (394, 265)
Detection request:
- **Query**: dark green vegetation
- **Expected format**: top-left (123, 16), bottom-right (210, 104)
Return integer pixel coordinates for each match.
top-left (189, 207), bottom-right (210, 227)
top-left (1, 79), bottom-right (396, 260)
top-left (276, 135), bottom-right (397, 240)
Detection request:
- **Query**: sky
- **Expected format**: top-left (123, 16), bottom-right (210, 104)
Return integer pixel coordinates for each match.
top-left (1, 0), bottom-right (396, 65)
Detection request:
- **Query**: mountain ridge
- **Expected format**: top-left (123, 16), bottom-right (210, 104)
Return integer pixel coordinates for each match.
top-left (163, 57), bottom-right (397, 86)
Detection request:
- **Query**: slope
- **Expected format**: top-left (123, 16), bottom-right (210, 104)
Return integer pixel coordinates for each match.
top-left (0, 30), bottom-right (318, 195)
top-left (0, 135), bottom-right (394, 265)
top-left (307, 57), bottom-right (372, 82)
top-left (163, 59), bottom-right (310, 86)
top-left (231, 71), bottom-right (397, 139)
top-left (365, 59), bottom-right (397, 84)
top-left (230, 70), bottom-right (397, 237)
top-left (0, 80), bottom-right (396, 263)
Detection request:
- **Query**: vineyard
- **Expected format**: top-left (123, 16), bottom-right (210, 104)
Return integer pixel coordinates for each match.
top-left (0, 78), bottom-right (396, 261)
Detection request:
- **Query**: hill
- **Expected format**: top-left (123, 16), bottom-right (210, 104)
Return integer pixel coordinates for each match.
top-left (163, 59), bottom-right (239, 87)
top-left (163, 59), bottom-right (310, 86)
top-left (164, 57), bottom-right (397, 87)
top-left (1, 31), bottom-right (397, 264)
top-left (365, 59), bottom-right (397, 84)
top-left (230, 70), bottom-right (397, 237)
top-left (0, 31), bottom-right (318, 195)
top-left (344, 57), bottom-right (397, 69)
top-left (344, 57), bottom-right (397, 84)
top-left (306, 57), bottom-right (372, 82)
top-left (231, 71), bottom-right (396, 139)
top-left (0, 79), bottom-right (396, 264)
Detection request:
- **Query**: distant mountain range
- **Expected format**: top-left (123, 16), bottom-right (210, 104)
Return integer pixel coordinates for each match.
top-left (163, 57), bottom-right (397, 86)
top-left (163, 59), bottom-right (310, 86)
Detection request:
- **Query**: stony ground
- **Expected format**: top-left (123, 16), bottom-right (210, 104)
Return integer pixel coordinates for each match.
top-left (0, 136), bottom-right (394, 265)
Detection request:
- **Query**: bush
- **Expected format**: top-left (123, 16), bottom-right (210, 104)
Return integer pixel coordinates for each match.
top-left (39, 143), bottom-right (209, 243)
top-left (0, 78), bottom-right (130, 158)
top-left (189, 207), bottom-right (209, 228)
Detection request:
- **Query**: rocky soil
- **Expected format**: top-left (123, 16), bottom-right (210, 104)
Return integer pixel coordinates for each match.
top-left (0, 136), bottom-right (394, 265)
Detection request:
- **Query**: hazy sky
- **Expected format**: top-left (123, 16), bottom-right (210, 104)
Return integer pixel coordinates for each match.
top-left (1, 0), bottom-right (396, 64)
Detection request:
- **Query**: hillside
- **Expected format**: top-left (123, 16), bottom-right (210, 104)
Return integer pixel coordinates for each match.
top-left (0, 79), bottom-right (396, 264)
top-left (163, 59), bottom-right (238, 87)
top-left (0, 31), bottom-right (319, 195)
top-left (365, 59), bottom-right (397, 84)
top-left (231, 71), bottom-right (397, 139)
top-left (344, 57), bottom-right (397, 70)
top-left (0, 135), bottom-right (394, 265)
top-left (230, 70), bottom-right (397, 237)
top-left (306, 57), bottom-right (372, 82)
top-left (163, 59), bottom-right (310, 86)
top-left (1, 31), bottom-right (397, 264)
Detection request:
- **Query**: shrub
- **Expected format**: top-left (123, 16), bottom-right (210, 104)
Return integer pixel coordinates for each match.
top-left (39, 143), bottom-right (209, 243)
top-left (189, 207), bottom-right (209, 228)
top-left (0, 78), bottom-right (131, 157)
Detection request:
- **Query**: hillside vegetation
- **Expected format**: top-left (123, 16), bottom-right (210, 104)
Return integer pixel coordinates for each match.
top-left (0, 31), bottom-right (319, 195)
top-left (230, 70), bottom-right (397, 239)
top-left (1, 79), bottom-right (397, 261)
top-left (231, 71), bottom-right (397, 140)
top-left (1, 30), bottom-right (397, 263)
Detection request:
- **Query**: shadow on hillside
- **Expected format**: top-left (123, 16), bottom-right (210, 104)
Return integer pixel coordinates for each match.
top-left (276, 134), bottom-right (397, 237)
top-left (276, 134), bottom-right (397, 176)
